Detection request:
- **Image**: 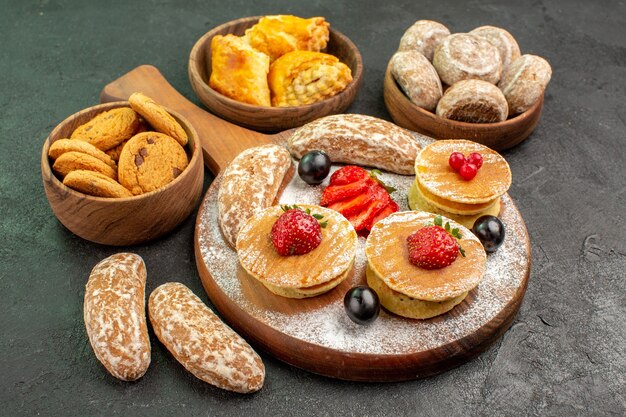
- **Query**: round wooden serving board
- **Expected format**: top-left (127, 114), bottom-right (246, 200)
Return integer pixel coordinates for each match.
top-left (101, 66), bottom-right (531, 382)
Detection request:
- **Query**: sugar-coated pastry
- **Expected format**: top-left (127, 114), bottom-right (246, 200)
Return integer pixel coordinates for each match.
top-left (390, 50), bottom-right (442, 111)
top-left (244, 15), bottom-right (330, 62)
top-left (436, 79), bottom-right (508, 123)
top-left (433, 33), bottom-right (502, 85)
top-left (469, 25), bottom-right (521, 75)
top-left (398, 20), bottom-right (450, 61)
top-left (268, 51), bottom-right (352, 107)
top-left (499, 54), bottom-right (552, 115)
top-left (209, 34), bottom-right (271, 106)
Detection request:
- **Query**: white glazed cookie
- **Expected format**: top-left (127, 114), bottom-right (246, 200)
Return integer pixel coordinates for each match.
top-left (390, 50), bottom-right (443, 111)
top-left (433, 33), bottom-right (502, 85)
top-left (218, 144), bottom-right (292, 248)
top-left (469, 25), bottom-right (521, 75)
top-left (83, 253), bottom-right (150, 381)
top-left (398, 20), bottom-right (451, 61)
top-left (436, 79), bottom-right (508, 123)
top-left (148, 282), bottom-right (265, 393)
top-left (288, 114), bottom-right (423, 175)
top-left (499, 54), bottom-right (552, 115)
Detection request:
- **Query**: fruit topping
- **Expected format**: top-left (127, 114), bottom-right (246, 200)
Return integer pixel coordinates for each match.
top-left (407, 215), bottom-right (464, 269)
top-left (467, 152), bottom-right (483, 169)
top-left (459, 162), bottom-right (478, 180)
top-left (329, 165), bottom-right (369, 185)
top-left (320, 179), bottom-right (369, 206)
top-left (321, 166), bottom-right (398, 232)
top-left (271, 205), bottom-right (326, 256)
top-left (298, 150), bottom-right (331, 185)
top-left (472, 215), bottom-right (505, 253)
top-left (449, 151), bottom-right (483, 180)
top-left (448, 152), bottom-right (466, 171)
top-left (344, 286), bottom-right (380, 325)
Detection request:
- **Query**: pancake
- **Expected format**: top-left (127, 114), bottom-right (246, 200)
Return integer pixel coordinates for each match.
top-left (236, 204), bottom-right (357, 299)
top-left (408, 181), bottom-right (501, 229)
top-left (366, 265), bottom-right (468, 319)
top-left (365, 211), bottom-right (486, 302)
top-left (415, 139), bottom-right (511, 205)
top-left (414, 179), bottom-right (499, 215)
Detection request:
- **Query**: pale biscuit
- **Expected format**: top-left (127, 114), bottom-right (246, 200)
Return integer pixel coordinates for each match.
top-left (52, 151), bottom-right (118, 180)
top-left (63, 170), bottom-right (132, 198)
top-left (48, 138), bottom-right (117, 169)
top-left (70, 107), bottom-right (140, 151)
top-left (129, 92), bottom-right (188, 146)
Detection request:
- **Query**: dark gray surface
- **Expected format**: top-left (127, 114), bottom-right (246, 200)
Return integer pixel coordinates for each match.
top-left (1, 0), bottom-right (624, 416)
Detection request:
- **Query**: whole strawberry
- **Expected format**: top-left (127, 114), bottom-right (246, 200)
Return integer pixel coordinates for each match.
top-left (271, 207), bottom-right (323, 256)
top-left (406, 226), bottom-right (460, 269)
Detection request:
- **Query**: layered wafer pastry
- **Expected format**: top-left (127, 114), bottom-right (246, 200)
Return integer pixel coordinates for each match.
top-left (268, 51), bottom-right (352, 106)
top-left (244, 15), bottom-right (330, 62)
top-left (209, 34), bottom-right (271, 106)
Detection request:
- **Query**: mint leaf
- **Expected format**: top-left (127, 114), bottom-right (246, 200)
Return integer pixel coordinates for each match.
top-left (312, 214), bottom-right (324, 220)
top-left (319, 221), bottom-right (328, 228)
top-left (434, 215), bottom-right (443, 227)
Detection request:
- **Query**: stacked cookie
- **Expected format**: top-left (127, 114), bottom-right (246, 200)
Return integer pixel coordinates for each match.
top-left (48, 93), bottom-right (189, 198)
top-left (390, 20), bottom-right (552, 122)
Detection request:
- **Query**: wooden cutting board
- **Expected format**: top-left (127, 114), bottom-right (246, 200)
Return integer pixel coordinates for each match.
top-left (101, 65), bottom-right (531, 382)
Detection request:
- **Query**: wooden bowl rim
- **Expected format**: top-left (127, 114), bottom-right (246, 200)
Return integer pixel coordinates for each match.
top-left (41, 101), bottom-right (202, 203)
top-left (384, 62), bottom-right (543, 130)
top-left (188, 15), bottom-right (364, 113)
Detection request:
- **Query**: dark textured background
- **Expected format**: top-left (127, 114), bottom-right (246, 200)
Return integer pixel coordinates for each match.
top-left (1, 0), bottom-right (624, 416)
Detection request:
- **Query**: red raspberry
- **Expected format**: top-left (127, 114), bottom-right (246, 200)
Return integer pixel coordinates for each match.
top-left (459, 163), bottom-right (478, 180)
top-left (406, 226), bottom-right (459, 269)
top-left (271, 209), bottom-right (322, 256)
top-left (448, 152), bottom-right (466, 172)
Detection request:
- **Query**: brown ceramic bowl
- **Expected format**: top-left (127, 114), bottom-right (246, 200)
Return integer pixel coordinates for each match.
top-left (188, 16), bottom-right (364, 132)
top-left (41, 101), bottom-right (204, 246)
top-left (383, 63), bottom-right (544, 151)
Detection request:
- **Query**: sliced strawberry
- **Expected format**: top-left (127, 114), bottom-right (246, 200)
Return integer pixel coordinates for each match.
top-left (345, 180), bottom-right (391, 231)
top-left (320, 179), bottom-right (368, 206)
top-left (327, 192), bottom-right (374, 217)
top-left (367, 200), bottom-right (399, 231)
top-left (329, 165), bottom-right (368, 185)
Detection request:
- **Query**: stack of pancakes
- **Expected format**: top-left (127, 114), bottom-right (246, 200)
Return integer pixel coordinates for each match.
top-left (408, 139), bottom-right (511, 229)
top-left (365, 211), bottom-right (486, 319)
top-left (236, 205), bottom-right (358, 299)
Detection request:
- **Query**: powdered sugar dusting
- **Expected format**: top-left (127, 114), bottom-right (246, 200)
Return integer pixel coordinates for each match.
top-left (196, 142), bottom-right (529, 355)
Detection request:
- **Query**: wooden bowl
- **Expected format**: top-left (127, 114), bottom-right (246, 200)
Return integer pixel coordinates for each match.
top-left (383, 64), bottom-right (544, 151)
top-left (41, 101), bottom-right (204, 246)
top-left (188, 16), bottom-right (364, 132)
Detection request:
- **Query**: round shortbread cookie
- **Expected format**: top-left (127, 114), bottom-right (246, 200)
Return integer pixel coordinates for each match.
top-left (469, 25), bottom-right (521, 75)
top-left (49, 138), bottom-right (117, 169)
top-left (390, 50), bottom-right (443, 111)
top-left (63, 170), bottom-right (132, 198)
top-left (129, 92), bottom-right (188, 146)
top-left (52, 151), bottom-right (118, 180)
top-left (70, 107), bottom-right (140, 151)
top-left (433, 33), bottom-right (502, 85)
top-left (366, 265), bottom-right (468, 319)
top-left (398, 20), bottom-right (451, 61)
top-left (236, 205), bottom-right (357, 298)
top-left (436, 79), bottom-right (508, 123)
top-left (365, 211), bottom-right (486, 302)
top-left (499, 54), bottom-right (552, 115)
top-left (118, 132), bottom-right (188, 195)
top-left (415, 139), bottom-right (511, 205)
